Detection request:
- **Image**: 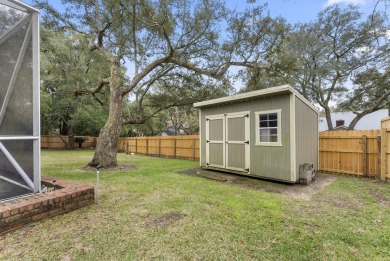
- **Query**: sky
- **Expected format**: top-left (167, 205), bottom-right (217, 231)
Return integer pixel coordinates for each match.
top-left (23, 0), bottom-right (385, 24)
top-left (225, 0), bottom-right (384, 24)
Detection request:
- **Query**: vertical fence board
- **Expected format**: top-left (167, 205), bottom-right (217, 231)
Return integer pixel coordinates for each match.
top-left (362, 135), bottom-right (367, 177)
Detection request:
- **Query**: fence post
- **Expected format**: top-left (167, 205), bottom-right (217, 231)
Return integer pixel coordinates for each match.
top-left (158, 138), bottom-right (161, 157)
top-left (146, 138), bottom-right (149, 156)
top-left (135, 138), bottom-right (138, 154)
top-left (362, 135), bottom-right (367, 177)
top-left (381, 128), bottom-right (387, 181)
top-left (192, 138), bottom-right (196, 160)
top-left (377, 135), bottom-right (381, 178)
top-left (173, 138), bottom-right (176, 158)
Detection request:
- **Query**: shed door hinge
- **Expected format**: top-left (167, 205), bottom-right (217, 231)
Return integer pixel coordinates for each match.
top-left (245, 114), bottom-right (249, 118)
top-left (244, 141), bottom-right (249, 144)
top-left (245, 168), bottom-right (250, 172)
top-left (206, 140), bottom-right (210, 143)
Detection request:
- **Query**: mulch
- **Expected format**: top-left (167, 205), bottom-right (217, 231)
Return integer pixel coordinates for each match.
top-left (80, 165), bottom-right (136, 172)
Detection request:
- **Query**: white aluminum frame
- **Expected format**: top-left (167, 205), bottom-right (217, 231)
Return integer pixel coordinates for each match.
top-left (0, 0), bottom-right (40, 197)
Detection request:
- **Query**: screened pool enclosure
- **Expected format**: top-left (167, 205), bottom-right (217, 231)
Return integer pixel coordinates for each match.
top-left (0, 0), bottom-right (40, 201)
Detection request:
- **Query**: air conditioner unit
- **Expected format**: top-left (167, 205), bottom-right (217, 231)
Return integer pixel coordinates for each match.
top-left (299, 163), bottom-right (315, 185)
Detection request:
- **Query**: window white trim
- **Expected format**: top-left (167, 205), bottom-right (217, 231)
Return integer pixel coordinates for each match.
top-left (255, 109), bottom-right (282, 147)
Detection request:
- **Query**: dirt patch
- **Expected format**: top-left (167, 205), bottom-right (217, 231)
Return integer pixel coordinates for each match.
top-left (368, 189), bottom-right (390, 207)
top-left (178, 168), bottom-right (337, 200)
top-left (80, 165), bottom-right (136, 172)
top-left (311, 193), bottom-right (364, 209)
top-left (145, 212), bottom-right (184, 228)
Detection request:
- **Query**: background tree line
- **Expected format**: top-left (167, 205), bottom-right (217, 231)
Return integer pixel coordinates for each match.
top-left (36, 0), bottom-right (389, 166)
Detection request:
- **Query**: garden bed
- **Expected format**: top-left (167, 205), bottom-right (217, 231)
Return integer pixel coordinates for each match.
top-left (0, 176), bottom-right (94, 235)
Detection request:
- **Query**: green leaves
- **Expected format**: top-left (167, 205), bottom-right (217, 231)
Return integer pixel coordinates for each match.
top-left (40, 29), bottom-right (110, 136)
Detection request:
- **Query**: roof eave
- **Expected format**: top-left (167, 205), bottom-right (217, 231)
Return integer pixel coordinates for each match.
top-left (194, 84), bottom-right (292, 108)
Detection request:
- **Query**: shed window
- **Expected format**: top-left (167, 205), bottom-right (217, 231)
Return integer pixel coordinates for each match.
top-left (255, 110), bottom-right (282, 146)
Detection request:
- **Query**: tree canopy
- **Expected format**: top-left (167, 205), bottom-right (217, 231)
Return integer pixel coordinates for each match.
top-left (240, 4), bottom-right (390, 130)
top-left (40, 29), bottom-right (110, 148)
top-left (36, 0), bottom-right (286, 166)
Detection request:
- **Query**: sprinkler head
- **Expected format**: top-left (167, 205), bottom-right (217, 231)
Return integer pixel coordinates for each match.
top-left (96, 164), bottom-right (101, 171)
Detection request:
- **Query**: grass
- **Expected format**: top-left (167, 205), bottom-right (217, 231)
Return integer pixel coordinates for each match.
top-left (1, 150), bottom-right (389, 260)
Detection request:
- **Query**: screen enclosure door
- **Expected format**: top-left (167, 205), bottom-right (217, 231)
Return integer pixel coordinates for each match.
top-left (205, 111), bottom-right (250, 173)
top-left (0, 0), bottom-right (40, 201)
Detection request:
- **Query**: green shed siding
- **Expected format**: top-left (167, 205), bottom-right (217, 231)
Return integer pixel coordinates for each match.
top-left (295, 97), bottom-right (319, 173)
top-left (200, 94), bottom-right (293, 182)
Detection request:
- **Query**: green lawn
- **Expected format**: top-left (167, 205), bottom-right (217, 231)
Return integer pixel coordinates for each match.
top-left (1, 150), bottom-right (389, 260)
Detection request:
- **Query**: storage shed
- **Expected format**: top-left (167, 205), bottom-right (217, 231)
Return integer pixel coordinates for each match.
top-left (0, 0), bottom-right (40, 201)
top-left (194, 85), bottom-right (318, 183)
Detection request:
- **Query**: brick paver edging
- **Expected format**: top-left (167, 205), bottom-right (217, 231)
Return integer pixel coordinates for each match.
top-left (0, 176), bottom-right (94, 235)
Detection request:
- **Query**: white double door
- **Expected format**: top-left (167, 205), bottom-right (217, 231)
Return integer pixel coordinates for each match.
top-left (205, 111), bottom-right (250, 173)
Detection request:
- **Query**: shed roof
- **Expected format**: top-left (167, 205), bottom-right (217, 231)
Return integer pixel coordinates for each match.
top-left (194, 84), bottom-right (318, 113)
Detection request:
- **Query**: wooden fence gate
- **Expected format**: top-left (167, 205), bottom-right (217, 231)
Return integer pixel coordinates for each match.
top-left (318, 119), bottom-right (390, 181)
top-left (319, 130), bottom-right (381, 177)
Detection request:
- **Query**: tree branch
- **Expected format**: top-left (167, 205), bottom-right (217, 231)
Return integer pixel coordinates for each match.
top-left (74, 78), bottom-right (110, 101)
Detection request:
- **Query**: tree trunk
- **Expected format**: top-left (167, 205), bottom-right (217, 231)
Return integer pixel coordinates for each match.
top-left (88, 88), bottom-right (123, 166)
top-left (88, 61), bottom-right (123, 167)
top-left (348, 112), bottom-right (369, 130)
top-left (66, 128), bottom-right (75, 150)
top-left (324, 107), bottom-right (334, 131)
top-left (66, 100), bottom-right (76, 150)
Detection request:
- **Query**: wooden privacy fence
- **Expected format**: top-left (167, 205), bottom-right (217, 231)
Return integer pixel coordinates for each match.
top-left (118, 135), bottom-right (200, 160)
top-left (42, 127), bottom-right (390, 181)
top-left (41, 135), bottom-right (97, 149)
top-left (319, 130), bottom-right (381, 177)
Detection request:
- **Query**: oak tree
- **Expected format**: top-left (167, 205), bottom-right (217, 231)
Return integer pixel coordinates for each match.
top-left (36, 0), bottom-right (285, 166)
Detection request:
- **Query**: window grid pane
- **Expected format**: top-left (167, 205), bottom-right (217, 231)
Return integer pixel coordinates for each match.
top-left (259, 113), bottom-right (278, 143)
